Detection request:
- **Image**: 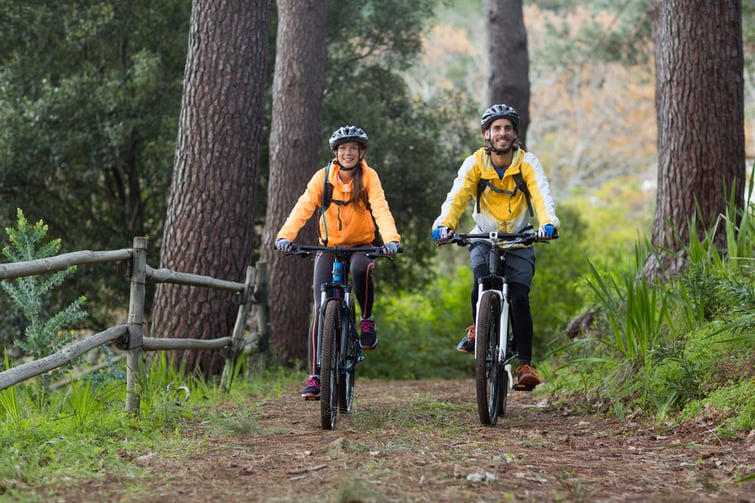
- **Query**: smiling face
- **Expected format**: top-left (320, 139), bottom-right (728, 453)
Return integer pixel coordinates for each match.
top-left (484, 118), bottom-right (517, 154)
top-left (335, 141), bottom-right (362, 169)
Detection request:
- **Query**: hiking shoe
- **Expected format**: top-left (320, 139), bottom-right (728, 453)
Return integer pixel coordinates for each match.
top-left (360, 319), bottom-right (378, 350)
top-left (515, 364), bottom-right (541, 388)
top-left (301, 375), bottom-right (321, 400)
top-left (456, 325), bottom-right (475, 354)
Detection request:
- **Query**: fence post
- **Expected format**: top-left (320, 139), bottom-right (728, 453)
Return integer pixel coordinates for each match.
top-left (220, 265), bottom-right (256, 392)
top-left (126, 236), bottom-right (148, 414)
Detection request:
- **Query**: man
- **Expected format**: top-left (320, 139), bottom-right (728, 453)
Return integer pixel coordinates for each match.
top-left (431, 103), bottom-right (559, 388)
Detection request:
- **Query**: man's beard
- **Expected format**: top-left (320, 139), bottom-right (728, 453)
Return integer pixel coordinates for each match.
top-left (486, 138), bottom-right (513, 155)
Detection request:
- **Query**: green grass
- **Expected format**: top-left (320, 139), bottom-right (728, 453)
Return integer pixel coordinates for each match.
top-left (0, 364), bottom-right (304, 500)
top-left (545, 177), bottom-right (754, 431)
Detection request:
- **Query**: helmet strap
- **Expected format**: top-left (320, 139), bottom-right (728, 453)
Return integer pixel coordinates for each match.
top-left (484, 141), bottom-right (503, 155)
top-left (485, 141), bottom-right (519, 157)
top-left (334, 159), bottom-right (359, 172)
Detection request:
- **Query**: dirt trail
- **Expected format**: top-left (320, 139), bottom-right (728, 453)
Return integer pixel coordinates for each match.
top-left (47, 379), bottom-right (754, 502)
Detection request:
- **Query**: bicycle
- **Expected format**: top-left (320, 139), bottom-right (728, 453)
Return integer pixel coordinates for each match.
top-left (440, 227), bottom-right (556, 426)
top-left (285, 244), bottom-right (400, 430)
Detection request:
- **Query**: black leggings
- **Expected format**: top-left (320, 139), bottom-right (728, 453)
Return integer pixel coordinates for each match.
top-left (306, 250), bottom-right (376, 375)
top-left (470, 244), bottom-right (536, 365)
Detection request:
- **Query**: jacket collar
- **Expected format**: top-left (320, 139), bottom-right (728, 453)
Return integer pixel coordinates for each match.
top-left (479, 147), bottom-right (522, 178)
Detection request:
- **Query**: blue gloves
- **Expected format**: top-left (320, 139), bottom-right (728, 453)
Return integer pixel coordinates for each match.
top-left (432, 226), bottom-right (452, 242)
top-left (382, 241), bottom-right (400, 255)
top-left (538, 224), bottom-right (556, 238)
top-left (275, 238), bottom-right (292, 252)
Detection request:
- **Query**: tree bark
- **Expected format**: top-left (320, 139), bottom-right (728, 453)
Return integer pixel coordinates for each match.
top-left (484, 0), bottom-right (531, 147)
top-left (150, 0), bottom-right (270, 375)
top-left (647, 0), bottom-right (745, 279)
top-left (260, 0), bottom-right (328, 366)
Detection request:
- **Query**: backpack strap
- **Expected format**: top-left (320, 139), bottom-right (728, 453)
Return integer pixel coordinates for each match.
top-left (320, 162), bottom-right (333, 245)
top-left (514, 172), bottom-right (535, 218)
top-left (475, 173), bottom-right (534, 218)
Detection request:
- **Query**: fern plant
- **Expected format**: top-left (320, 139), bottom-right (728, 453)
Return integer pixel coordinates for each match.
top-left (1, 209), bottom-right (87, 395)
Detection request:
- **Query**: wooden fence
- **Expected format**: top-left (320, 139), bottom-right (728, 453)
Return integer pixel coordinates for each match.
top-left (0, 236), bottom-right (269, 414)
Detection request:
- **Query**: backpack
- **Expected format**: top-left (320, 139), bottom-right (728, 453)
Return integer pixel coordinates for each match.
top-left (475, 171), bottom-right (534, 218)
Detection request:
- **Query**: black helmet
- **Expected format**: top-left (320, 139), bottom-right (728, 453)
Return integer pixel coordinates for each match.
top-left (480, 104), bottom-right (519, 133)
top-left (329, 125), bottom-right (369, 150)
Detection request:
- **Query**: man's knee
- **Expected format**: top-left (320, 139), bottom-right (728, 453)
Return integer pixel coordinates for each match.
top-left (509, 282), bottom-right (530, 308)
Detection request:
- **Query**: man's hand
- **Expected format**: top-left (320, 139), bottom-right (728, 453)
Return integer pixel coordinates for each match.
top-left (537, 224), bottom-right (556, 238)
top-left (432, 226), bottom-right (453, 242)
top-left (275, 238), bottom-right (292, 252)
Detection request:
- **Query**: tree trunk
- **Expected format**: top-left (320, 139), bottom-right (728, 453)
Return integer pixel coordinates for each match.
top-left (260, 0), bottom-right (328, 366)
top-left (484, 0), bottom-right (531, 147)
top-left (150, 0), bottom-right (270, 376)
top-left (646, 0), bottom-right (745, 279)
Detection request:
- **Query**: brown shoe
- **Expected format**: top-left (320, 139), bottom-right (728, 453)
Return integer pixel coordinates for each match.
top-left (456, 325), bottom-right (475, 353)
top-left (515, 364), bottom-right (541, 388)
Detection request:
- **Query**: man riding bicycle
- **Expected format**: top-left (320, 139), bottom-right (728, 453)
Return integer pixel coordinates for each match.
top-left (431, 104), bottom-right (560, 389)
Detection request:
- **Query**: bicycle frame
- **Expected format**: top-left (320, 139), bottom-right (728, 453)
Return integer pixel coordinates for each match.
top-left (441, 227), bottom-right (555, 425)
top-left (472, 233), bottom-right (519, 389)
top-left (285, 243), bottom-right (399, 430)
top-left (314, 255), bottom-right (360, 376)
top-left (475, 244), bottom-right (518, 389)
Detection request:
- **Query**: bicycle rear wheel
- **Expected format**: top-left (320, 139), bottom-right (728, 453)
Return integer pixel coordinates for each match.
top-left (320, 300), bottom-right (340, 430)
top-left (475, 290), bottom-right (504, 426)
top-left (338, 363), bottom-right (355, 414)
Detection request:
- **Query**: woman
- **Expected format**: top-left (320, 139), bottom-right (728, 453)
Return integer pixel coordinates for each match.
top-left (275, 125), bottom-right (401, 399)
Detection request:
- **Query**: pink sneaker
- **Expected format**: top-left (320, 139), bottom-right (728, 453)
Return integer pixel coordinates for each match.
top-left (360, 319), bottom-right (378, 350)
top-left (301, 375), bottom-right (320, 400)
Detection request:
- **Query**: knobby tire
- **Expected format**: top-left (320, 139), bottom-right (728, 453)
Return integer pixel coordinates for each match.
top-left (476, 291), bottom-right (504, 425)
top-left (337, 300), bottom-right (357, 414)
top-left (320, 300), bottom-right (340, 430)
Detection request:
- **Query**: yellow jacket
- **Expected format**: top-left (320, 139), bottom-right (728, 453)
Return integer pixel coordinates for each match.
top-left (277, 160), bottom-right (401, 246)
top-left (433, 146), bottom-right (559, 235)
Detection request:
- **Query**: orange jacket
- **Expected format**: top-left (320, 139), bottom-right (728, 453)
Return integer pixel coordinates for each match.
top-left (277, 160), bottom-right (400, 246)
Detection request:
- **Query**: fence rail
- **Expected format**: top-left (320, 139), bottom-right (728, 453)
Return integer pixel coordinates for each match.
top-left (0, 237), bottom-right (268, 414)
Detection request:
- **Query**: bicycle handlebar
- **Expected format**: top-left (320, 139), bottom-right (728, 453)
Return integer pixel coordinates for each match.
top-left (439, 226), bottom-right (558, 248)
top-left (284, 243), bottom-right (403, 259)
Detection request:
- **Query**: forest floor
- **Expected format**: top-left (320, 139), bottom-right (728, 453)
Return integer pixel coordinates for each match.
top-left (40, 379), bottom-right (755, 502)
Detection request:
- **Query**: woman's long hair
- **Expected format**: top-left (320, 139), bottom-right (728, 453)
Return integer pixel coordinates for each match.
top-left (334, 150), bottom-right (367, 206)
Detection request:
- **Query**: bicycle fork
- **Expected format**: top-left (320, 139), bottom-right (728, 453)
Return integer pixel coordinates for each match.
top-left (315, 285), bottom-right (361, 374)
top-left (489, 282), bottom-right (518, 390)
top-left (315, 283), bottom-right (346, 372)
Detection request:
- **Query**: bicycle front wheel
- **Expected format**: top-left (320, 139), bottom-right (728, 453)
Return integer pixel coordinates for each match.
top-left (475, 290), bottom-right (504, 426)
top-left (320, 300), bottom-right (341, 430)
top-left (337, 300), bottom-right (357, 414)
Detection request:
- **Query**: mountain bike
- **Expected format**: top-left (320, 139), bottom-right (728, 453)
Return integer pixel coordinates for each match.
top-left (441, 227), bottom-right (556, 425)
top-left (286, 244), bottom-right (400, 430)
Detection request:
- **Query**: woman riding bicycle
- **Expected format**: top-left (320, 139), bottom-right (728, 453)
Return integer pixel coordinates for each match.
top-left (275, 125), bottom-right (401, 399)
top-left (431, 104), bottom-right (560, 389)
